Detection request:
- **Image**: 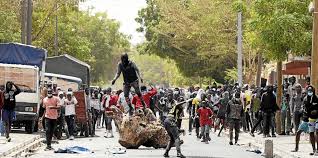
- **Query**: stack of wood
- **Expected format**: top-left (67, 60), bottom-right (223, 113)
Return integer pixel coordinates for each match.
top-left (109, 107), bottom-right (169, 149)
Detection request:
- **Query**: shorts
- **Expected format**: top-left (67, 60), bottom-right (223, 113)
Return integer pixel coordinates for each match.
top-left (298, 121), bottom-right (309, 133)
top-left (1, 109), bottom-right (15, 123)
top-left (308, 118), bottom-right (318, 133)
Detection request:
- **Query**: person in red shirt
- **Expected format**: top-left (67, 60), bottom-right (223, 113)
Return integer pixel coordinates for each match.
top-left (197, 101), bottom-right (213, 144)
top-left (132, 86), bottom-right (157, 110)
top-left (102, 88), bottom-right (116, 138)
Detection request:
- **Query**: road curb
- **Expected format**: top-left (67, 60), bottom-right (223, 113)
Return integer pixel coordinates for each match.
top-left (7, 138), bottom-right (44, 158)
top-left (221, 131), bottom-right (299, 158)
top-left (0, 135), bottom-right (41, 158)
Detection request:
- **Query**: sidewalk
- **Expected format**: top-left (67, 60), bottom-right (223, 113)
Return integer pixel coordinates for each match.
top-left (219, 129), bottom-right (313, 158)
top-left (0, 132), bottom-right (41, 158)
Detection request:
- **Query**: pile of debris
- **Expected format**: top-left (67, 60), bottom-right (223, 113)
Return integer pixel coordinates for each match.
top-left (109, 107), bottom-right (169, 149)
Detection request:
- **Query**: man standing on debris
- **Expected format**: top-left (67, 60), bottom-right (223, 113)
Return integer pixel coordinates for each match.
top-left (2, 81), bottom-right (21, 142)
top-left (111, 53), bottom-right (146, 115)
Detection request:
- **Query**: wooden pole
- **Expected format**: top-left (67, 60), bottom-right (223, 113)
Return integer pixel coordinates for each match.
top-left (26, 0), bottom-right (32, 45)
top-left (256, 52), bottom-right (262, 87)
top-left (276, 61), bottom-right (283, 134)
top-left (20, 0), bottom-right (27, 44)
top-left (311, 0), bottom-right (318, 89)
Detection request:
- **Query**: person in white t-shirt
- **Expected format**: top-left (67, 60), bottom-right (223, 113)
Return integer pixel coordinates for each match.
top-left (63, 91), bottom-right (78, 140)
top-left (118, 91), bottom-right (133, 114)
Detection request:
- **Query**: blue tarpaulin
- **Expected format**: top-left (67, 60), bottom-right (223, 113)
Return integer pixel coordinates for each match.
top-left (54, 146), bottom-right (92, 154)
top-left (0, 43), bottom-right (47, 69)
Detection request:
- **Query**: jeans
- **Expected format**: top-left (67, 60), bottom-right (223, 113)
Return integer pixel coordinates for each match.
top-left (229, 118), bottom-right (240, 143)
top-left (251, 111), bottom-right (263, 134)
top-left (200, 125), bottom-right (210, 138)
top-left (263, 112), bottom-right (274, 135)
top-left (293, 111), bottom-right (302, 133)
top-left (123, 80), bottom-right (146, 114)
top-left (105, 114), bottom-right (112, 130)
top-left (194, 117), bottom-right (200, 137)
top-left (2, 109), bottom-right (14, 138)
top-left (188, 115), bottom-right (193, 133)
top-left (164, 117), bottom-right (181, 154)
top-left (281, 110), bottom-right (291, 133)
top-left (65, 115), bottom-right (75, 137)
top-left (45, 118), bottom-right (57, 147)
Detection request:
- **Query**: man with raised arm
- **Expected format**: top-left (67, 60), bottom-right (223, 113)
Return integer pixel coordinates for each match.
top-left (111, 53), bottom-right (146, 116)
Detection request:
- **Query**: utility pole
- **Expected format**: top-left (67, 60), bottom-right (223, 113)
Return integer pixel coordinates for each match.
top-left (21, 0), bottom-right (27, 44)
top-left (276, 61), bottom-right (283, 134)
top-left (54, 2), bottom-right (58, 56)
top-left (256, 52), bottom-right (262, 87)
top-left (311, 0), bottom-right (318, 89)
top-left (237, 10), bottom-right (243, 87)
top-left (26, 0), bottom-right (32, 45)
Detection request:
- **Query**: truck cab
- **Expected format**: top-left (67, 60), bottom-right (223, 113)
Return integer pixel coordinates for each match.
top-left (0, 63), bottom-right (40, 133)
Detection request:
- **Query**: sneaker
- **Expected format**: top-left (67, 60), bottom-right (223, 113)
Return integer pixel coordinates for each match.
top-left (69, 136), bottom-right (74, 140)
top-left (177, 153), bottom-right (186, 158)
top-left (45, 146), bottom-right (54, 151)
top-left (278, 132), bottom-right (286, 135)
top-left (229, 142), bottom-right (233, 145)
top-left (6, 137), bottom-right (11, 142)
top-left (164, 152), bottom-right (169, 157)
top-left (109, 135), bottom-right (114, 138)
top-left (271, 134), bottom-right (276, 138)
top-left (189, 132), bottom-right (192, 135)
top-left (249, 132), bottom-right (255, 137)
top-left (291, 148), bottom-right (298, 152)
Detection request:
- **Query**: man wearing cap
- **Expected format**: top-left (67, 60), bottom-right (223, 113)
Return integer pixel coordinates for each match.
top-left (63, 90), bottom-right (78, 140)
top-left (111, 53), bottom-right (146, 116)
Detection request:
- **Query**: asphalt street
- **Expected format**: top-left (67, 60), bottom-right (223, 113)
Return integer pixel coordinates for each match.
top-left (27, 127), bottom-right (263, 158)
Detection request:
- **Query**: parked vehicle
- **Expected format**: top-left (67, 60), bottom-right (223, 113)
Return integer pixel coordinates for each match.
top-left (0, 43), bottom-right (47, 133)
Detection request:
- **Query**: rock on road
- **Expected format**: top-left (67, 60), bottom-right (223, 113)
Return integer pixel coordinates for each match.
top-left (27, 127), bottom-right (263, 158)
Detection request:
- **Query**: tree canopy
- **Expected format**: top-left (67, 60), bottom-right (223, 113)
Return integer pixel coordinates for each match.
top-left (0, 0), bottom-right (130, 84)
top-left (136, 0), bottom-right (238, 83)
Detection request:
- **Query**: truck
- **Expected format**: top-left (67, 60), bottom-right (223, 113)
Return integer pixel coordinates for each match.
top-left (0, 43), bottom-right (47, 133)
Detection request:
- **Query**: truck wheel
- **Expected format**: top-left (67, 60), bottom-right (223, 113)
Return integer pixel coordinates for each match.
top-left (25, 121), bottom-right (34, 134)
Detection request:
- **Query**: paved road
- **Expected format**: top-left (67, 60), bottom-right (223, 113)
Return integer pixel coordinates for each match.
top-left (27, 127), bottom-right (263, 158)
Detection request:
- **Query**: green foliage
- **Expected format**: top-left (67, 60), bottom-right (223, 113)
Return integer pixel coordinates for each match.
top-left (224, 67), bottom-right (238, 84)
top-left (0, 0), bottom-right (130, 84)
top-left (248, 0), bottom-right (312, 61)
top-left (0, 0), bottom-right (21, 43)
top-left (136, 0), bottom-right (238, 83)
top-left (130, 52), bottom-right (198, 87)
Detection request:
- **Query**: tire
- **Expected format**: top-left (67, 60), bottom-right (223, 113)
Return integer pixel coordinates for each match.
top-left (25, 121), bottom-right (34, 134)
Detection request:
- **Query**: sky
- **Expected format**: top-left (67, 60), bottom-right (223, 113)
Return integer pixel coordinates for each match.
top-left (80, 0), bottom-right (147, 45)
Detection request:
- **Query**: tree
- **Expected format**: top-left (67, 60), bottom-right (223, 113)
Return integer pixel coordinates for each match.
top-left (0, 0), bottom-right (130, 84)
top-left (136, 0), bottom-right (238, 83)
top-left (248, 0), bottom-right (312, 133)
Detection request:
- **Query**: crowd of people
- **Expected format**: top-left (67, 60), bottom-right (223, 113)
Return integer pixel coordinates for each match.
top-left (1, 52), bottom-right (318, 158)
